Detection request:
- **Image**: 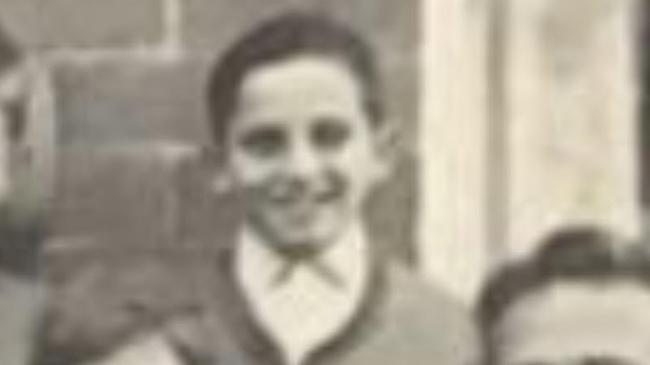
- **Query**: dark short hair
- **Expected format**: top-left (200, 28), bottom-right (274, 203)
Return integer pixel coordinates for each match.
top-left (205, 12), bottom-right (383, 147)
top-left (476, 226), bottom-right (650, 364)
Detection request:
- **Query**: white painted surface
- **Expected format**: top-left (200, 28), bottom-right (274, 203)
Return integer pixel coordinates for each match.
top-left (419, 0), bottom-right (490, 302)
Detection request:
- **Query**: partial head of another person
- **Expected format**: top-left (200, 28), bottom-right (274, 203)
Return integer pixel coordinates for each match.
top-left (477, 226), bottom-right (650, 365)
top-left (205, 12), bottom-right (397, 253)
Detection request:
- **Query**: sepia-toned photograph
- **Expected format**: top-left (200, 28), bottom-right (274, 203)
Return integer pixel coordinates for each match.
top-left (0, 0), bottom-right (645, 364)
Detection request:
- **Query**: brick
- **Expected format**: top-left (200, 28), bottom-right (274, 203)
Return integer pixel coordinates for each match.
top-left (51, 143), bottom-right (242, 250)
top-left (54, 58), bottom-right (212, 145)
top-left (183, 0), bottom-right (304, 55)
top-left (183, 0), bottom-right (417, 54)
top-left (310, 0), bottom-right (419, 52)
top-left (0, 0), bottom-right (163, 48)
top-left (52, 144), bottom-right (196, 249)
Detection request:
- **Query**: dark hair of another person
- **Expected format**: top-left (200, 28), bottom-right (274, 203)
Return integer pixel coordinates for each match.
top-left (205, 12), bottom-right (384, 148)
top-left (476, 226), bottom-right (650, 364)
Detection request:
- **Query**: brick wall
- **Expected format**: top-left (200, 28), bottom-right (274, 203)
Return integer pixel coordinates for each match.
top-left (0, 0), bottom-right (419, 281)
top-left (0, 0), bottom-right (418, 143)
top-left (0, 0), bottom-right (422, 350)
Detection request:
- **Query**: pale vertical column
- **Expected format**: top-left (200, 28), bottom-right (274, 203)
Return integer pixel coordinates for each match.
top-left (506, 0), bottom-right (640, 258)
top-left (419, 0), bottom-right (490, 302)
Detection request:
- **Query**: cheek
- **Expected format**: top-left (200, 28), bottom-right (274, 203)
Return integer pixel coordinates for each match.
top-left (330, 138), bottom-right (381, 190)
top-left (227, 148), bottom-right (277, 189)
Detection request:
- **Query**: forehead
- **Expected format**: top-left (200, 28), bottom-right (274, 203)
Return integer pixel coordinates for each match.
top-left (496, 282), bottom-right (650, 364)
top-left (236, 56), bottom-right (364, 116)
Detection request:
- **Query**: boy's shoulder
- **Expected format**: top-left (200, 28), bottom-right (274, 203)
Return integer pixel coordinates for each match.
top-left (376, 261), bottom-right (479, 365)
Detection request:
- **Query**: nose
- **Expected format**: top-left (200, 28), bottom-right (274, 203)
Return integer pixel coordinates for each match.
top-left (283, 136), bottom-right (323, 183)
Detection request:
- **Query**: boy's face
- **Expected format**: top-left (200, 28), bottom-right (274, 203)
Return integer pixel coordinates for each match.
top-left (493, 282), bottom-right (650, 365)
top-left (224, 55), bottom-right (389, 251)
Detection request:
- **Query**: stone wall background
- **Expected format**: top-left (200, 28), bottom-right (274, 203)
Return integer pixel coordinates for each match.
top-left (0, 0), bottom-right (420, 272)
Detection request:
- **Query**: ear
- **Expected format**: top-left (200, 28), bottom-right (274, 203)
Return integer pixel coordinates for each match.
top-left (199, 145), bottom-right (233, 195)
top-left (371, 122), bottom-right (400, 183)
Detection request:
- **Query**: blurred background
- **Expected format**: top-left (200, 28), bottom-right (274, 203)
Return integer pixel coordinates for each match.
top-left (0, 0), bottom-right (643, 310)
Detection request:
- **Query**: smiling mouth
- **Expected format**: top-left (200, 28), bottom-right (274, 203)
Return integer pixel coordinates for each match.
top-left (272, 183), bottom-right (342, 204)
top-left (272, 190), bottom-right (339, 221)
top-left (284, 195), bottom-right (333, 213)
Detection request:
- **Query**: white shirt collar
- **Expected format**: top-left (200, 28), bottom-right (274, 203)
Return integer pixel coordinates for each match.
top-left (90, 334), bottom-right (182, 365)
top-left (236, 222), bottom-right (370, 365)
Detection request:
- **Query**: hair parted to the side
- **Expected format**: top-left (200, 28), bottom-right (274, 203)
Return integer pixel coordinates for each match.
top-left (205, 11), bottom-right (384, 148)
top-left (476, 226), bottom-right (650, 365)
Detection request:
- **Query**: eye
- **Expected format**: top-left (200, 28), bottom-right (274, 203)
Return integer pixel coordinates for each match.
top-left (311, 117), bottom-right (351, 150)
top-left (239, 126), bottom-right (286, 156)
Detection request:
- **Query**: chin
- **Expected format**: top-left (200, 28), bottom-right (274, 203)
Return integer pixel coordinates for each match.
top-left (253, 208), bottom-right (347, 252)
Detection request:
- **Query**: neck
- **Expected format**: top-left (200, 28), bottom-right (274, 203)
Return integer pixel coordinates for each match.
top-left (244, 221), bottom-right (362, 262)
top-left (272, 244), bottom-right (322, 262)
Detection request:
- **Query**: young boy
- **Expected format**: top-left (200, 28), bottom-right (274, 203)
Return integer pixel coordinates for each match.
top-left (172, 12), bottom-right (477, 365)
top-left (50, 12), bottom-right (478, 365)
